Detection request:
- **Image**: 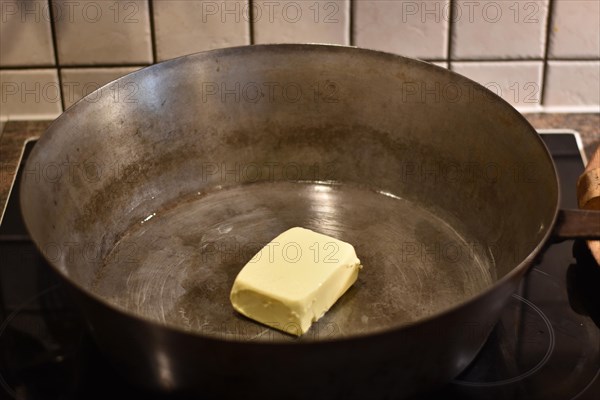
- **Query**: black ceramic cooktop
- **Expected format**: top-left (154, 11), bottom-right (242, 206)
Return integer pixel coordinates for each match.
top-left (0, 133), bottom-right (598, 400)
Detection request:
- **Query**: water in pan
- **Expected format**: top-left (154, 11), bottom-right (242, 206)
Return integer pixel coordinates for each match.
top-left (90, 181), bottom-right (494, 341)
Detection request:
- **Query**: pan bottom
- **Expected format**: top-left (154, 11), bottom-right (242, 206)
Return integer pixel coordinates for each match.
top-left (91, 181), bottom-right (494, 342)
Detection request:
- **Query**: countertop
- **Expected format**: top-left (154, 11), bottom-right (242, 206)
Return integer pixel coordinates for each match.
top-left (1, 114), bottom-right (599, 222)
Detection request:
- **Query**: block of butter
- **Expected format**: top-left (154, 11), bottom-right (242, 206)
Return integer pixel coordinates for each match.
top-left (230, 227), bottom-right (362, 336)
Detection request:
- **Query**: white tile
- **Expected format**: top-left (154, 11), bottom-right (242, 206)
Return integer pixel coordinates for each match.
top-left (549, 0), bottom-right (600, 58)
top-left (61, 67), bottom-right (143, 109)
top-left (355, 0), bottom-right (448, 59)
top-left (0, 69), bottom-right (62, 119)
top-left (544, 61), bottom-right (600, 107)
top-left (0, 0), bottom-right (55, 66)
top-left (153, 0), bottom-right (250, 61)
top-left (452, 0), bottom-right (549, 59)
top-left (452, 61), bottom-right (543, 109)
top-left (254, 0), bottom-right (349, 44)
top-left (53, 0), bottom-right (152, 65)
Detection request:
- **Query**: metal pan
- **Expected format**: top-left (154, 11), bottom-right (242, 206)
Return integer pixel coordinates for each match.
top-left (19, 44), bottom-right (600, 399)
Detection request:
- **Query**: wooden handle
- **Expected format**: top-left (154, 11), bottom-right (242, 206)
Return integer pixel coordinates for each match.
top-left (577, 145), bottom-right (600, 264)
top-left (554, 209), bottom-right (600, 240)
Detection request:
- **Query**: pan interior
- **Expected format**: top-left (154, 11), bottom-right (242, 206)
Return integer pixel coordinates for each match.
top-left (91, 180), bottom-right (494, 342)
top-left (21, 46), bottom-right (558, 344)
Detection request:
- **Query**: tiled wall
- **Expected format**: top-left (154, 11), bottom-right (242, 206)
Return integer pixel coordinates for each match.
top-left (1, 0), bottom-right (599, 120)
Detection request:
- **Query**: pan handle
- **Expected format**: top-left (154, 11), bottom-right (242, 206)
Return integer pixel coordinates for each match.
top-left (552, 209), bottom-right (600, 242)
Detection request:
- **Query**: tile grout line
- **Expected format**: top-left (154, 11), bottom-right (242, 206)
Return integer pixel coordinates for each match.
top-left (435, 57), bottom-right (599, 63)
top-left (349, 0), bottom-right (355, 46)
top-left (451, 58), bottom-right (541, 63)
top-left (47, 0), bottom-right (65, 112)
top-left (0, 64), bottom-right (153, 70)
top-left (249, 0), bottom-right (255, 45)
top-left (540, 0), bottom-right (556, 107)
top-left (148, 0), bottom-right (158, 63)
top-left (447, 0), bottom-right (455, 71)
top-left (3, 58), bottom-right (599, 71)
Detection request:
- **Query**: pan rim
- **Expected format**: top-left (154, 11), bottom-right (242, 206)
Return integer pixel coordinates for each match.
top-left (19, 43), bottom-right (561, 345)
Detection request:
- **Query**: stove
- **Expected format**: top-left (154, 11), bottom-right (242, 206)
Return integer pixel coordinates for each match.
top-left (0, 132), bottom-right (598, 400)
